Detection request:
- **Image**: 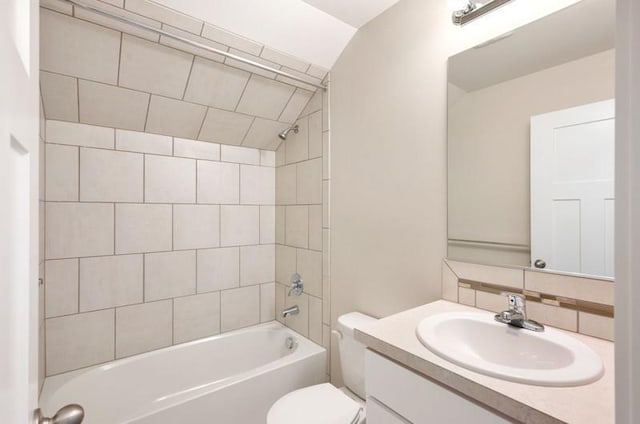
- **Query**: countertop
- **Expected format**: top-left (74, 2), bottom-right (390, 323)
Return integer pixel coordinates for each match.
top-left (354, 300), bottom-right (614, 424)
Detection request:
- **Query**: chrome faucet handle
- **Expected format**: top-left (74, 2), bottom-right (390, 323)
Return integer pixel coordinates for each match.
top-left (501, 292), bottom-right (526, 314)
top-left (496, 292), bottom-right (545, 332)
top-left (288, 273), bottom-right (303, 296)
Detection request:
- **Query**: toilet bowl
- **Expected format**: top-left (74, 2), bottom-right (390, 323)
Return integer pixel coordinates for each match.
top-left (267, 312), bottom-right (377, 424)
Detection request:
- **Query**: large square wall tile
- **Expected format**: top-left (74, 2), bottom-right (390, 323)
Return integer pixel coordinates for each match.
top-left (116, 300), bottom-right (172, 358)
top-left (79, 255), bottom-right (143, 312)
top-left (46, 309), bottom-right (115, 375)
top-left (115, 204), bottom-right (172, 254)
top-left (220, 286), bottom-right (260, 332)
top-left (46, 202), bottom-right (114, 259)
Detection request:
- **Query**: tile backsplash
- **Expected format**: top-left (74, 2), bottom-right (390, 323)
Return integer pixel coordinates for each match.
top-left (44, 120), bottom-right (276, 376)
top-left (442, 259), bottom-right (614, 341)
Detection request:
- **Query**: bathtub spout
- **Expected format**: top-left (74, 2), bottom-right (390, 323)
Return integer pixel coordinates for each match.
top-left (282, 306), bottom-right (299, 318)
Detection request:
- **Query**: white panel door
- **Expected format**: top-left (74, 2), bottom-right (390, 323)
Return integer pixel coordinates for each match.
top-left (0, 0), bottom-right (40, 423)
top-left (531, 99), bottom-right (614, 277)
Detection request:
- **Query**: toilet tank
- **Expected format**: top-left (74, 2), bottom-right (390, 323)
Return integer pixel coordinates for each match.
top-left (336, 312), bottom-right (377, 399)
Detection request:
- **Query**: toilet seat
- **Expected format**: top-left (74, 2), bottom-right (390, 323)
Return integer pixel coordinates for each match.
top-left (267, 383), bottom-right (363, 424)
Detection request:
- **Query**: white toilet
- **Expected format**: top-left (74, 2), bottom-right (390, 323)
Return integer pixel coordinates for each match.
top-left (267, 312), bottom-right (377, 424)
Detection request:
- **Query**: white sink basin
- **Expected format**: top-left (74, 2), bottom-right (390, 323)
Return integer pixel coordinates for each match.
top-left (416, 312), bottom-right (604, 387)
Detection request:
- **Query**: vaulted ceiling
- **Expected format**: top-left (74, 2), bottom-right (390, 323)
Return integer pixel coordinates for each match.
top-left (153, 0), bottom-right (403, 68)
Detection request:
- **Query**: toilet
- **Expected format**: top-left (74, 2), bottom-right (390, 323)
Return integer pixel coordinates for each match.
top-left (267, 312), bottom-right (377, 424)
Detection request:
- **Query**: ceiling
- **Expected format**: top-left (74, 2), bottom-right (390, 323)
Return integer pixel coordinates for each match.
top-left (153, 0), bottom-right (402, 68)
top-left (300, 0), bottom-right (403, 28)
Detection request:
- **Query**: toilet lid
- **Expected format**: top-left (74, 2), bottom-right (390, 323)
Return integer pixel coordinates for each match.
top-left (267, 383), bottom-right (362, 424)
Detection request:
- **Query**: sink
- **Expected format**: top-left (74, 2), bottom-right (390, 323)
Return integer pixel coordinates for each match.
top-left (416, 312), bottom-right (604, 387)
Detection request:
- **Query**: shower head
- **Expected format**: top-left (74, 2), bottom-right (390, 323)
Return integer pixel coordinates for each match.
top-left (278, 125), bottom-right (299, 140)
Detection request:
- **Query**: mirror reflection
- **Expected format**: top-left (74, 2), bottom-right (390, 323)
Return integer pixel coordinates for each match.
top-left (447, 0), bottom-right (615, 278)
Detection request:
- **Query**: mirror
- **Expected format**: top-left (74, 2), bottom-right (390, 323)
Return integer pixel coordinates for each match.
top-left (447, 0), bottom-right (616, 278)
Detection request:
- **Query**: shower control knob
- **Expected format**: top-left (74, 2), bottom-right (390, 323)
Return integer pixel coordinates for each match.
top-left (534, 259), bottom-right (547, 269)
top-left (35, 404), bottom-right (85, 424)
top-left (288, 273), bottom-right (304, 296)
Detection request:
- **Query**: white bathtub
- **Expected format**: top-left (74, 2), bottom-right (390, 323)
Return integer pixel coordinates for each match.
top-left (40, 322), bottom-right (326, 423)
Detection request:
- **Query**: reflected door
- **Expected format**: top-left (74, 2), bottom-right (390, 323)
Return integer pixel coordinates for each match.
top-left (530, 99), bottom-right (614, 277)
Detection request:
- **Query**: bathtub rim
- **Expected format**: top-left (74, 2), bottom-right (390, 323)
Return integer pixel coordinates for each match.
top-left (40, 320), bottom-right (325, 420)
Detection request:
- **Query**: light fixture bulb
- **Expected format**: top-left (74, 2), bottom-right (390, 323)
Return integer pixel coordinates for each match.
top-left (447, 0), bottom-right (472, 12)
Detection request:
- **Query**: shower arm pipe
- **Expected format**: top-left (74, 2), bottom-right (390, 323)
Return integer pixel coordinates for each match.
top-left (62, 0), bottom-right (328, 91)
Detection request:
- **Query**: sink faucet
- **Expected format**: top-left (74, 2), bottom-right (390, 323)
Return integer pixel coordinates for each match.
top-left (495, 293), bottom-right (544, 332)
top-left (282, 305), bottom-right (299, 318)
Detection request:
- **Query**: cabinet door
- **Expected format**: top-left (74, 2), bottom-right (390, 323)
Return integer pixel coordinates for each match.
top-left (366, 350), bottom-right (509, 424)
top-left (367, 397), bottom-right (412, 424)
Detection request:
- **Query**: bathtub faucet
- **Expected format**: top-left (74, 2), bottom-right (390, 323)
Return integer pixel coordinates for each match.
top-left (282, 305), bottom-right (299, 318)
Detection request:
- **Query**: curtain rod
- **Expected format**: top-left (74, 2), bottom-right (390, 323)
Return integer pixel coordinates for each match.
top-left (62, 0), bottom-right (328, 91)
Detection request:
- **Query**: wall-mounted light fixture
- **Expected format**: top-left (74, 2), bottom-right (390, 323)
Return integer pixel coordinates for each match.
top-left (449, 0), bottom-right (515, 25)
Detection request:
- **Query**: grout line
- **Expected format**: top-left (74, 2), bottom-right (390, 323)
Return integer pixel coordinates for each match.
top-left (112, 203), bottom-right (116, 255)
top-left (277, 88), bottom-right (297, 122)
top-left (142, 154), bottom-right (146, 202)
top-left (238, 117), bottom-right (256, 148)
top-left (142, 253), bottom-right (146, 302)
top-left (258, 282), bottom-right (262, 322)
top-left (75, 77), bottom-right (80, 122)
top-left (77, 258), bottom-right (80, 313)
top-left (76, 146), bottom-right (81, 201)
top-left (218, 286), bottom-right (223, 333)
top-left (195, 248), bottom-right (199, 293)
top-left (195, 108), bottom-right (208, 140)
top-left (116, 32), bottom-right (124, 85)
top-left (50, 137), bottom-right (273, 167)
top-left (142, 94), bottom-right (152, 132)
top-left (181, 56), bottom-right (196, 100)
top-left (171, 298), bottom-right (175, 345)
top-left (113, 306), bottom-right (117, 359)
top-left (171, 204), bottom-right (174, 251)
top-left (237, 164), bottom-right (241, 204)
top-left (233, 73), bottom-right (252, 113)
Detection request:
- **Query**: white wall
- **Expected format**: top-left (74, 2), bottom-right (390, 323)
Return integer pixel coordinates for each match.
top-left (329, 0), bottom-right (588, 384)
top-left (329, 0), bottom-right (450, 384)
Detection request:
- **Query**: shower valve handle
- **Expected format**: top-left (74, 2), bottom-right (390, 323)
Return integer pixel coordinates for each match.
top-left (288, 273), bottom-right (304, 296)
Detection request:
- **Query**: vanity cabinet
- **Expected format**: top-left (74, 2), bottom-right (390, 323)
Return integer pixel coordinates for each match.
top-left (365, 350), bottom-right (509, 424)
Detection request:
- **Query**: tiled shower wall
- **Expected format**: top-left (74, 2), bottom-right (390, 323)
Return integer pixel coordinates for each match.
top-left (44, 120), bottom-right (276, 376)
top-left (274, 84), bottom-right (331, 377)
top-left (39, 0), bottom-right (327, 150)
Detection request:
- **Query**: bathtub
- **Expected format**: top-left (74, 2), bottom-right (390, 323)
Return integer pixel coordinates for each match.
top-left (40, 322), bottom-right (326, 423)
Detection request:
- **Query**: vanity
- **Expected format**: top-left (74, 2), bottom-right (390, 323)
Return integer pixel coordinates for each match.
top-left (356, 300), bottom-right (614, 424)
